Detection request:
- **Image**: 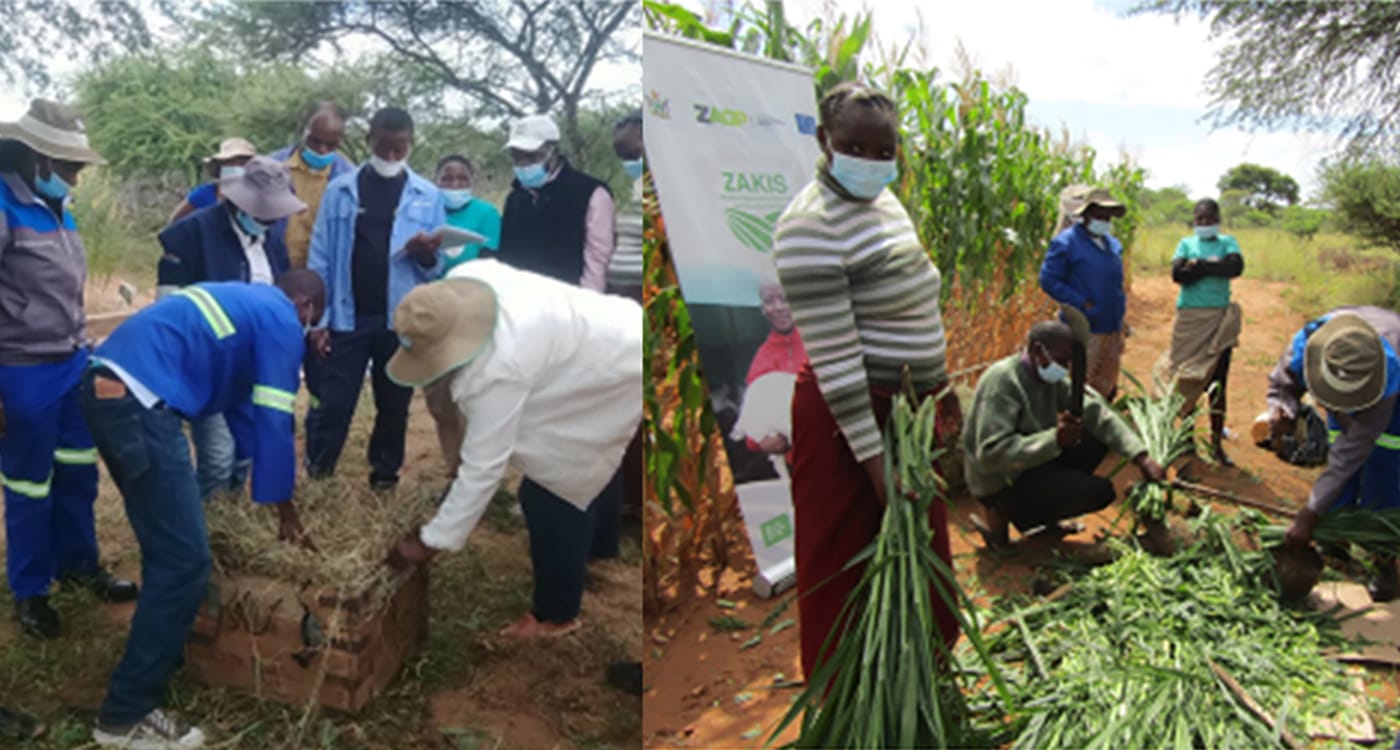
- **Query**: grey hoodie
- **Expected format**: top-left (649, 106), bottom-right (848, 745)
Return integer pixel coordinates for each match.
top-left (0, 171), bottom-right (89, 364)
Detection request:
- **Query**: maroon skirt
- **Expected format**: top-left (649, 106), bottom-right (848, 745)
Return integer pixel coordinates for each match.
top-left (790, 364), bottom-right (961, 682)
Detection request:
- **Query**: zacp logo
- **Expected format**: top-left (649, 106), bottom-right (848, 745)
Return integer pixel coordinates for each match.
top-left (760, 514), bottom-right (793, 547)
top-left (646, 89), bottom-right (671, 119)
top-left (694, 104), bottom-right (748, 127)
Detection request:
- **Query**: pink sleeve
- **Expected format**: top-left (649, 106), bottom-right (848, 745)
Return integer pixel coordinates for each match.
top-left (580, 187), bottom-right (616, 292)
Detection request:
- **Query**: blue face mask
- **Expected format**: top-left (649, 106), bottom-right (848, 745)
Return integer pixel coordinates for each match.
top-left (515, 162), bottom-right (549, 189)
top-left (622, 158), bottom-right (645, 181)
top-left (1087, 219), bottom-right (1112, 237)
top-left (828, 152), bottom-right (896, 200)
top-left (301, 146), bottom-right (336, 171)
top-left (1195, 224), bottom-right (1220, 240)
top-left (235, 209), bottom-right (268, 237)
top-left (34, 171), bottom-right (70, 200)
top-left (442, 188), bottom-right (473, 211)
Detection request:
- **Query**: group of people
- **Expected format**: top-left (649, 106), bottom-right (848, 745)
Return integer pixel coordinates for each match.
top-left (774, 80), bottom-right (1400, 692)
top-left (0, 96), bottom-right (645, 747)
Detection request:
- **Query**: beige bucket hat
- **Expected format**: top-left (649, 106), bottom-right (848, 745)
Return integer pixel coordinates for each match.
top-left (0, 99), bottom-right (105, 164)
top-left (386, 278), bottom-right (499, 387)
top-left (219, 156), bottom-right (307, 222)
top-left (1305, 313), bottom-right (1387, 413)
top-left (204, 137), bottom-right (257, 165)
top-left (1071, 187), bottom-right (1127, 218)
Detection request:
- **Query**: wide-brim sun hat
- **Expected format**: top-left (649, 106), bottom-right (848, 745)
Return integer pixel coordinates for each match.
top-left (204, 137), bottom-right (257, 165)
top-left (1305, 312), bottom-right (1387, 413)
top-left (386, 278), bottom-right (499, 388)
top-left (0, 98), bottom-right (106, 164)
top-left (1071, 186), bottom-right (1127, 218)
top-left (220, 155), bottom-right (307, 222)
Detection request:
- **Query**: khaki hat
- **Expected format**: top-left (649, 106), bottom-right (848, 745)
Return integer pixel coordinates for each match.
top-left (1305, 313), bottom-right (1387, 412)
top-left (1060, 184), bottom-right (1092, 216)
top-left (386, 278), bottom-right (499, 387)
top-left (1071, 187), bottom-right (1127, 218)
top-left (0, 98), bottom-right (105, 164)
top-left (219, 155), bottom-right (307, 222)
top-left (204, 137), bottom-right (257, 165)
top-left (504, 114), bottom-right (560, 152)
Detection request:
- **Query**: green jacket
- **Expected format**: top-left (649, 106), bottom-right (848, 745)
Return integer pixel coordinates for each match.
top-left (962, 354), bottom-right (1145, 498)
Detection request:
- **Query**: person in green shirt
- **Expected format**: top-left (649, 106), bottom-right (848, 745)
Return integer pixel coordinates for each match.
top-left (965, 321), bottom-right (1166, 549)
top-left (436, 154), bottom-right (502, 276)
top-left (1160, 197), bottom-right (1244, 466)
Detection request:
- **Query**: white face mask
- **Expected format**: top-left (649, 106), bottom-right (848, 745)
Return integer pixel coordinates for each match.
top-left (369, 153), bottom-right (408, 178)
top-left (1034, 345), bottom-right (1070, 383)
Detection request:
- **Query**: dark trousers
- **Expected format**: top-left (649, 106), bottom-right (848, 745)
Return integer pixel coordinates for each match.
top-left (80, 369), bottom-right (210, 726)
top-left (981, 435), bottom-right (1114, 532)
top-left (304, 317), bottom-right (413, 485)
top-left (519, 471), bottom-right (622, 623)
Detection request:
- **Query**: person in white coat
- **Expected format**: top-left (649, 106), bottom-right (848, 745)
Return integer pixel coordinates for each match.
top-left (383, 258), bottom-right (642, 638)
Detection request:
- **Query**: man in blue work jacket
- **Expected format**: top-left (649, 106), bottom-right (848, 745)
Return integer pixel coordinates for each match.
top-left (305, 106), bottom-right (445, 490)
top-left (81, 270), bottom-right (324, 749)
top-left (0, 99), bottom-right (138, 641)
top-left (1270, 307), bottom-right (1400, 601)
top-left (156, 155), bottom-right (303, 502)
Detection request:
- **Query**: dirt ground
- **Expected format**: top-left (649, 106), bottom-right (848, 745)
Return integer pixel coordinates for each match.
top-left (642, 272), bottom-right (1397, 748)
top-left (0, 299), bottom-right (642, 749)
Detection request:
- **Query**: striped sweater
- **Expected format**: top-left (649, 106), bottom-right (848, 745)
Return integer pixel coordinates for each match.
top-left (773, 169), bottom-right (947, 462)
top-left (607, 177), bottom-right (645, 290)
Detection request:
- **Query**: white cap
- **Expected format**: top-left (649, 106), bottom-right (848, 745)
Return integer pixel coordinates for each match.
top-left (504, 114), bottom-right (560, 152)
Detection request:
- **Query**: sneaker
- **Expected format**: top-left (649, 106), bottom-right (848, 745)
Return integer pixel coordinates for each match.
top-left (93, 709), bottom-right (205, 749)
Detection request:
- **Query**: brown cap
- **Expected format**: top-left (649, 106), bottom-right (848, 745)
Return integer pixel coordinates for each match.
top-left (1305, 313), bottom-right (1387, 412)
top-left (0, 99), bottom-right (105, 164)
top-left (386, 278), bottom-right (498, 387)
top-left (1072, 187), bottom-right (1126, 218)
top-left (219, 155), bottom-right (307, 222)
top-left (204, 137), bottom-right (257, 165)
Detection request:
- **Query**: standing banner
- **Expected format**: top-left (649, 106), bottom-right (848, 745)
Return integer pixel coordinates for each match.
top-left (644, 32), bottom-right (821, 597)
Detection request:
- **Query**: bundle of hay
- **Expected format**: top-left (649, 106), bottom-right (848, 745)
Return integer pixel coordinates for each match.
top-left (204, 477), bottom-right (440, 604)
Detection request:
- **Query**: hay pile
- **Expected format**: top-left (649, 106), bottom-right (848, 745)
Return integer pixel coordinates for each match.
top-left (204, 477), bottom-right (441, 601)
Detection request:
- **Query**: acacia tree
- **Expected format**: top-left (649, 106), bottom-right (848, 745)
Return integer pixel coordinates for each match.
top-left (1138, 1), bottom-right (1400, 149)
top-left (1217, 163), bottom-right (1299, 213)
top-left (197, 1), bottom-right (638, 158)
top-left (0, 0), bottom-right (158, 90)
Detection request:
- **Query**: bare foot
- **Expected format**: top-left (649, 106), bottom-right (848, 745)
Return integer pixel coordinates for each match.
top-left (499, 612), bottom-right (582, 640)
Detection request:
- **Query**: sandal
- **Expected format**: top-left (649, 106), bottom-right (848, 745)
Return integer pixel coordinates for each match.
top-left (499, 612), bottom-right (583, 640)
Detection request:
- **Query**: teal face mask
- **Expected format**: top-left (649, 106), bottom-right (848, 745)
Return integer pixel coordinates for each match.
top-left (34, 171), bottom-right (70, 200)
top-left (442, 189), bottom-right (473, 210)
top-left (622, 158), bottom-right (644, 180)
top-left (828, 152), bottom-right (896, 200)
top-left (235, 209), bottom-right (269, 237)
top-left (301, 147), bottom-right (336, 170)
top-left (515, 163), bottom-right (548, 189)
top-left (1195, 225), bottom-right (1220, 240)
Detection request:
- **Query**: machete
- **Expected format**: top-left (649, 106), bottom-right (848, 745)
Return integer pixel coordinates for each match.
top-left (1061, 304), bottom-right (1091, 418)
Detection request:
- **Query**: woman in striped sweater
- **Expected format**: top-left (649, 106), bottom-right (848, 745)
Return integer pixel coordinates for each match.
top-left (773, 82), bottom-right (961, 683)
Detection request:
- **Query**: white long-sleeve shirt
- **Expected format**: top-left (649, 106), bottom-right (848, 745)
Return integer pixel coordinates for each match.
top-left (419, 259), bottom-right (643, 552)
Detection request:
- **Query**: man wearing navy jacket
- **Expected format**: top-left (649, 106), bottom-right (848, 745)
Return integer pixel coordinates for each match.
top-left (81, 272), bottom-right (323, 749)
top-left (156, 155), bottom-right (303, 501)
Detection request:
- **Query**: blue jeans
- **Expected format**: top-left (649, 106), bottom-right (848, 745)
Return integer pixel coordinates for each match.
top-left (191, 413), bottom-right (250, 501)
top-left (519, 471), bottom-right (623, 623)
top-left (0, 350), bottom-right (100, 600)
top-left (80, 367), bottom-right (210, 726)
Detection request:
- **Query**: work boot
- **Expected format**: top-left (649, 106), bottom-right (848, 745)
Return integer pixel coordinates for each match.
top-left (61, 569), bottom-right (139, 603)
top-left (93, 708), bottom-right (204, 749)
top-left (969, 508), bottom-right (1011, 550)
top-left (0, 705), bottom-right (43, 740)
top-left (607, 661), bottom-right (643, 696)
top-left (15, 596), bottom-right (59, 639)
top-left (1367, 558), bottom-right (1400, 603)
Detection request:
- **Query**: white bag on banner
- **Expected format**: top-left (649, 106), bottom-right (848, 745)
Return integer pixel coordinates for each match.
top-left (644, 32), bottom-right (821, 598)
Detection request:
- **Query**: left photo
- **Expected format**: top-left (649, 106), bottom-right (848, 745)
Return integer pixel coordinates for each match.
top-left (0, 2), bottom-right (643, 748)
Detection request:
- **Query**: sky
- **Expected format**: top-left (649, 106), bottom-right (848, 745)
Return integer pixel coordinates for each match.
top-left (713, 0), bottom-right (1339, 200)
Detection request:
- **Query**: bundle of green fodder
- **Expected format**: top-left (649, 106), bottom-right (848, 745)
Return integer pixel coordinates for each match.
top-left (964, 510), bottom-right (1367, 749)
top-left (1261, 508), bottom-right (1400, 559)
top-left (1118, 383), bottom-right (1197, 523)
top-left (204, 476), bottom-right (440, 604)
top-left (771, 388), bottom-right (1008, 749)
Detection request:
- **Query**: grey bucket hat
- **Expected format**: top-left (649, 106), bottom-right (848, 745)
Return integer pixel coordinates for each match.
top-left (0, 99), bottom-right (106, 164)
top-left (220, 155), bottom-right (307, 222)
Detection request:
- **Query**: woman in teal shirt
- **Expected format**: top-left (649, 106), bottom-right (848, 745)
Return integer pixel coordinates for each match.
top-left (1162, 198), bottom-right (1244, 465)
top-left (436, 155), bottom-right (501, 275)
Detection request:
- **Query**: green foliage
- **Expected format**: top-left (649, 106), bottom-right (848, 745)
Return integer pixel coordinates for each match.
top-left (1138, 0), bottom-right (1400, 149)
top-left (1216, 162), bottom-right (1299, 212)
top-left (1139, 185), bottom-right (1195, 228)
top-left (1281, 205), bottom-right (1328, 240)
top-left (0, 0), bottom-right (155, 90)
top-left (1320, 157), bottom-right (1400, 253)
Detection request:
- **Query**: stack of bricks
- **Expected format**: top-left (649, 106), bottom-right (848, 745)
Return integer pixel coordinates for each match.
top-left (184, 565), bottom-right (429, 713)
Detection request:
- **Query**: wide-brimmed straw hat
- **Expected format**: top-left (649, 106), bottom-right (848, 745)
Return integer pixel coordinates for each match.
top-left (386, 278), bottom-right (499, 387)
top-left (1305, 313), bottom-right (1387, 413)
top-left (204, 137), bottom-right (257, 165)
top-left (219, 155), bottom-right (307, 222)
top-left (0, 99), bottom-right (105, 164)
top-left (1071, 187), bottom-right (1127, 218)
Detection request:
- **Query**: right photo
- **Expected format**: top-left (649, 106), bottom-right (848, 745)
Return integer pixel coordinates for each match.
top-left (641, 0), bottom-right (1400, 747)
